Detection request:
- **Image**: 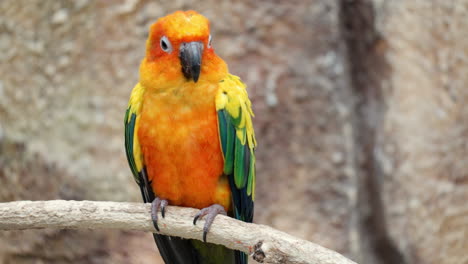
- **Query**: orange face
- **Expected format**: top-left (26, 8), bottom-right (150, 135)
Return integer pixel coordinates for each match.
top-left (140, 10), bottom-right (227, 90)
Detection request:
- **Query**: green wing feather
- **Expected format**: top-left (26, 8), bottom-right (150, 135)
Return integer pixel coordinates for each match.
top-left (216, 74), bottom-right (256, 222)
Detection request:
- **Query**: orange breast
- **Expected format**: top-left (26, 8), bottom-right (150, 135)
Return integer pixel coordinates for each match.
top-left (138, 87), bottom-right (231, 211)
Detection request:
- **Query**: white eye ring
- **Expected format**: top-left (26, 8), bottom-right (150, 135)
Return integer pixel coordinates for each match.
top-left (160, 36), bottom-right (172, 53)
top-left (208, 35), bottom-right (212, 48)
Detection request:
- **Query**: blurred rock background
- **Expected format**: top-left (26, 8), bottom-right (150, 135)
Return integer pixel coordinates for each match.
top-left (0, 0), bottom-right (467, 263)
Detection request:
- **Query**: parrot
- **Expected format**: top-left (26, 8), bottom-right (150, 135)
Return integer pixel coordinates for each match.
top-left (124, 10), bottom-right (256, 264)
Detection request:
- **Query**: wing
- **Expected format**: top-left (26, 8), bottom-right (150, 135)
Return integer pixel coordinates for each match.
top-left (124, 83), bottom-right (149, 199)
top-left (125, 83), bottom-right (199, 264)
top-left (216, 74), bottom-right (256, 223)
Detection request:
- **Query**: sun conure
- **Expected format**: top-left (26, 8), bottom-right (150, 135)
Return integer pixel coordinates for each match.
top-left (124, 10), bottom-right (256, 264)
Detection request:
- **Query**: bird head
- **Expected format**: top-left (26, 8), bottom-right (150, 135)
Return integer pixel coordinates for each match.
top-left (140, 10), bottom-right (227, 89)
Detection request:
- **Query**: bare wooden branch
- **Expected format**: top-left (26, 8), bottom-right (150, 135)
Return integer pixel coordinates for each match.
top-left (0, 200), bottom-right (357, 264)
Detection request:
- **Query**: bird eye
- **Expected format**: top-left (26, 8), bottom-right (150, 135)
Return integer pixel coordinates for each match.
top-left (208, 35), bottom-right (212, 48)
top-left (160, 36), bottom-right (172, 53)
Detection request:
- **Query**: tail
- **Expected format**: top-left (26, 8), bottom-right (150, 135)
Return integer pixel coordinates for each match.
top-left (153, 234), bottom-right (241, 264)
top-left (152, 234), bottom-right (199, 263)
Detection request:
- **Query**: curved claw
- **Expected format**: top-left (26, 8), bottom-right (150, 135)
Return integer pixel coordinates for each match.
top-left (151, 197), bottom-right (169, 232)
top-left (160, 199), bottom-right (168, 218)
top-left (193, 213), bottom-right (201, 225)
top-left (192, 204), bottom-right (227, 242)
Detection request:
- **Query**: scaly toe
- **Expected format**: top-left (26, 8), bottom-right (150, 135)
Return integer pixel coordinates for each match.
top-left (151, 197), bottom-right (169, 232)
top-left (193, 204), bottom-right (226, 242)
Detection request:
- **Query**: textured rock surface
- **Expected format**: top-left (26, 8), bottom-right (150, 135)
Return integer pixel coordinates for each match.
top-left (0, 0), bottom-right (467, 263)
top-left (372, 1), bottom-right (468, 264)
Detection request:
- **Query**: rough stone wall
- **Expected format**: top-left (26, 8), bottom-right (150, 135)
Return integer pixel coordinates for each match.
top-left (373, 1), bottom-right (468, 264)
top-left (0, 0), bottom-right (467, 263)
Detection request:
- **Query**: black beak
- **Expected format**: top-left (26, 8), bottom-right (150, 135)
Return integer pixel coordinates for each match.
top-left (179, 41), bottom-right (203, 83)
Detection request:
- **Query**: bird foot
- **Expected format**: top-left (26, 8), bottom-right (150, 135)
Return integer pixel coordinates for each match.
top-left (151, 197), bottom-right (169, 232)
top-left (193, 204), bottom-right (227, 242)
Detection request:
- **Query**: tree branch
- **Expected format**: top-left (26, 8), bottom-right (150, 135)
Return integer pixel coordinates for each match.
top-left (0, 200), bottom-right (357, 264)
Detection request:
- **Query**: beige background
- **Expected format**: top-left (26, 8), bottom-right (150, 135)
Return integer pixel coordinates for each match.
top-left (0, 0), bottom-right (467, 263)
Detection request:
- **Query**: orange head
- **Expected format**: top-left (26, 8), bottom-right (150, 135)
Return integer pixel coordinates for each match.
top-left (140, 10), bottom-right (228, 90)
